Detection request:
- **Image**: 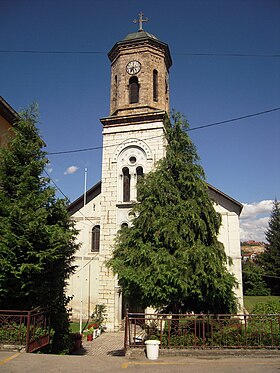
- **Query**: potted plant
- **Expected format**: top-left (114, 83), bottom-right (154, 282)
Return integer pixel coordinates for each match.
top-left (90, 304), bottom-right (107, 335)
top-left (86, 327), bottom-right (94, 341)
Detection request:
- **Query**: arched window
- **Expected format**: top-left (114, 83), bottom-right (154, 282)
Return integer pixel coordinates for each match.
top-left (121, 223), bottom-right (128, 229)
top-left (153, 70), bottom-right (158, 101)
top-left (136, 166), bottom-right (143, 183)
top-left (129, 76), bottom-right (139, 104)
top-left (123, 167), bottom-right (130, 202)
top-left (91, 225), bottom-right (100, 252)
top-left (136, 166), bottom-right (144, 199)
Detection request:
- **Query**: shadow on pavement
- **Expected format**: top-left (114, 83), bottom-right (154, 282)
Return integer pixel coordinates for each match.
top-left (107, 349), bottom-right (125, 356)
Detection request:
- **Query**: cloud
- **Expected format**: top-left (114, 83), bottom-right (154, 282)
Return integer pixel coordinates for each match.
top-left (241, 200), bottom-right (273, 219)
top-left (64, 165), bottom-right (79, 175)
top-left (240, 200), bottom-right (273, 242)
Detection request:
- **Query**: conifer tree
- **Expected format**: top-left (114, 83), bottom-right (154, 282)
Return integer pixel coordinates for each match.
top-left (108, 112), bottom-right (237, 314)
top-left (0, 105), bottom-right (78, 352)
top-left (258, 200), bottom-right (280, 294)
top-left (242, 261), bottom-right (271, 296)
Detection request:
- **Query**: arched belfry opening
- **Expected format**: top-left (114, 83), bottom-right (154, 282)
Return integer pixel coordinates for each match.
top-left (136, 166), bottom-right (144, 199)
top-left (122, 167), bottom-right (131, 202)
top-left (129, 76), bottom-right (139, 104)
top-left (153, 69), bottom-right (158, 101)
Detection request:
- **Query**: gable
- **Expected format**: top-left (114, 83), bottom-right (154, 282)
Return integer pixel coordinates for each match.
top-left (68, 181), bottom-right (101, 215)
top-left (68, 180), bottom-right (242, 217)
top-left (207, 184), bottom-right (243, 216)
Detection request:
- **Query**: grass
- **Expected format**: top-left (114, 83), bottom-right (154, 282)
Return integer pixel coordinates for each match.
top-left (69, 321), bottom-right (89, 333)
top-left (244, 295), bottom-right (280, 313)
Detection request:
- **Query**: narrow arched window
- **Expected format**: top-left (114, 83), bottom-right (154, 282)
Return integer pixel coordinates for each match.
top-left (136, 166), bottom-right (143, 183)
top-left (91, 225), bottom-right (100, 252)
top-left (129, 76), bottom-right (139, 104)
top-left (136, 166), bottom-right (144, 199)
top-left (123, 167), bottom-right (130, 202)
top-left (153, 70), bottom-right (158, 101)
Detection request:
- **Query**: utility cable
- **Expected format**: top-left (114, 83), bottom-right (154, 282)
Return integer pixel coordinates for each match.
top-left (0, 49), bottom-right (279, 58)
top-left (44, 170), bottom-right (100, 227)
top-left (44, 169), bottom-right (70, 202)
top-left (47, 107), bottom-right (280, 155)
top-left (242, 269), bottom-right (280, 280)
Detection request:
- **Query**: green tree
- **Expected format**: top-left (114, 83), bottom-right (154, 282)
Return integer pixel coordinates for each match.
top-left (242, 261), bottom-right (271, 296)
top-left (258, 200), bottom-right (280, 295)
top-left (0, 105), bottom-right (78, 353)
top-left (108, 112), bottom-right (237, 314)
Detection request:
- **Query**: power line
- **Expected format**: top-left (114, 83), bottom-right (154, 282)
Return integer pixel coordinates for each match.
top-left (174, 52), bottom-right (280, 58)
top-left (187, 107), bottom-right (280, 132)
top-left (242, 270), bottom-right (280, 280)
top-left (0, 49), bottom-right (279, 58)
top-left (47, 106), bottom-right (280, 155)
top-left (44, 169), bottom-right (98, 227)
top-left (44, 169), bottom-right (70, 201)
top-left (0, 50), bottom-right (105, 55)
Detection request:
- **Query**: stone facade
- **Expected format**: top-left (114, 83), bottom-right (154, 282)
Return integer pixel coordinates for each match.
top-left (108, 31), bottom-right (171, 116)
top-left (67, 28), bottom-right (244, 330)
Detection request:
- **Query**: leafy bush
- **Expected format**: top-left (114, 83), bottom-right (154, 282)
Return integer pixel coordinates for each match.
top-left (252, 300), bottom-right (280, 314)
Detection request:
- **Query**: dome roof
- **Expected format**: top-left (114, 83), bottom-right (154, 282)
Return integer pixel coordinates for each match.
top-left (123, 30), bottom-right (158, 41)
top-left (108, 29), bottom-right (172, 69)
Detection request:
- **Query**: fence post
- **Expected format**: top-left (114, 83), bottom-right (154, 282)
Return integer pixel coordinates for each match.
top-left (25, 310), bottom-right (31, 352)
top-left (124, 311), bottom-right (128, 353)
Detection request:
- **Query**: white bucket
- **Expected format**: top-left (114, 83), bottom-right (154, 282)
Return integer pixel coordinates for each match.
top-left (145, 340), bottom-right (160, 360)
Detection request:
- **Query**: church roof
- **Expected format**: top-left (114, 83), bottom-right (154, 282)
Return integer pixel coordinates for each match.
top-left (123, 30), bottom-right (158, 41)
top-left (67, 181), bottom-right (242, 216)
top-left (67, 181), bottom-right (101, 215)
top-left (108, 29), bottom-right (172, 69)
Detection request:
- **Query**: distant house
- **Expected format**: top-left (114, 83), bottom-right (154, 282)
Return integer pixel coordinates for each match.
top-left (0, 96), bottom-right (18, 147)
top-left (241, 242), bottom-right (265, 262)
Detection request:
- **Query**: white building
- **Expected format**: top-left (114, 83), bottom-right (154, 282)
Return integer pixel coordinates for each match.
top-left (67, 23), bottom-right (244, 331)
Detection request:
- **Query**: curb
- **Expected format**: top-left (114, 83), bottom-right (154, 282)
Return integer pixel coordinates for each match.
top-left (126, 348), bottom-right (280, 359)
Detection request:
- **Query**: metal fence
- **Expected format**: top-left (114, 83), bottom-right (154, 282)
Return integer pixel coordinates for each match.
top-left (0, 308), bottom-right (50, 352)
top-left (125, 313), bottom-right (280, 350)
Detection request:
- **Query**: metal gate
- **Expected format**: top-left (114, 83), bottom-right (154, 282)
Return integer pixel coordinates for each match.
top-left (0, 308), bottom-right (50, 352)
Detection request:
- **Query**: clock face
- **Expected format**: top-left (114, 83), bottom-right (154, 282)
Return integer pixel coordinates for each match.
top-left (126, 60), bottom-right (141, 75)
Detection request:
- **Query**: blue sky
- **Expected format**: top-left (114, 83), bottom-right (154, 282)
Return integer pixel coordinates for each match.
top-left (1, 0), bottom-right (279, 241)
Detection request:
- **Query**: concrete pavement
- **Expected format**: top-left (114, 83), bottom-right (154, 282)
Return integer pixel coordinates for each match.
top-left (1, 331), bottom-right (280, 372)
top-left (1, 351), bottom-right (280, 372)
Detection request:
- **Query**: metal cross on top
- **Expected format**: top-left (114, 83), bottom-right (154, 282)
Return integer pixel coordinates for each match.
top-left (133, 12), bottom-right (148, 31)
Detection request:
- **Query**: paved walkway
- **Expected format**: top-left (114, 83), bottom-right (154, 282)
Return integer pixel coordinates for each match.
top-left (74, 331), bottom-right (125, 357)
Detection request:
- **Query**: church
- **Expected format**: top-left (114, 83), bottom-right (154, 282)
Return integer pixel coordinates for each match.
top-left (67, 16), bottom-right (244, 331)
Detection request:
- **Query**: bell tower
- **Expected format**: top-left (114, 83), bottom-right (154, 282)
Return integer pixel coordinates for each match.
top-left (107, 16), bottom-right (172, 117)
top-left (98, 15), bottom-right (172, 331)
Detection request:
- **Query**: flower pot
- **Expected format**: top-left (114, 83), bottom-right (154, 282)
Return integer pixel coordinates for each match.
top-left (87, 334), bottom-right (93, 341)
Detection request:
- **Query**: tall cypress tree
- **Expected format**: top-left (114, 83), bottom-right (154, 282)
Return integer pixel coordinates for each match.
top-left (108, 112), bottom-right (237, 314)
top-left (0, 105), bottom-right (78, 352)
top-left (258, 200), bottom-right (280, 295)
